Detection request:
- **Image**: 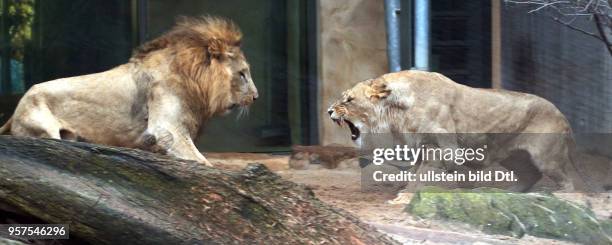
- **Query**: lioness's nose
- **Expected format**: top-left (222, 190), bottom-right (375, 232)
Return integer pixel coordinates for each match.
top-left (328, 109), bottom-right (333, 116)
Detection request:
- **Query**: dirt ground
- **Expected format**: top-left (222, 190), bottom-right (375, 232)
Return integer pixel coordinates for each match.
top-left (208, 152), bottom-right (612, 245)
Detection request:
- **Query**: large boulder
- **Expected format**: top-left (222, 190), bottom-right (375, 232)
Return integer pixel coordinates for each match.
top-left (406, 186), bottom-right (612, 244)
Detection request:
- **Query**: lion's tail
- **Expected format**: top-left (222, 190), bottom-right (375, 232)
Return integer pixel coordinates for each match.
top-left (0, 116), bottom-right (12, 135)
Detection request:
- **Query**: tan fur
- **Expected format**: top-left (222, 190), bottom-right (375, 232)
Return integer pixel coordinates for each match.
top-left (328, 70), bottom-right (577, 191)
top-left (2, 16), bottom-right (258, 166)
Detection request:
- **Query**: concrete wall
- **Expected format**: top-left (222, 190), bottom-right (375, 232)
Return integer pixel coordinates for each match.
top-left (501, 6), bottom-right (612, 133)
top-left (318, 0), bottom-right (389, 146)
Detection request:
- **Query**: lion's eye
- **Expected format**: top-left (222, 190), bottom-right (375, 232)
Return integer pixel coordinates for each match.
top-left (239, 71), bottom-right (247, 82)
top-left (345, 97), bottom-right (354, 103)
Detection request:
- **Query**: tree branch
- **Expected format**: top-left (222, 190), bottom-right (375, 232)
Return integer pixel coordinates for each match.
top-left (528, 1), bottom-right (570, 13)
top-left (551, 16), bottom-right (604, 40)
top-left (593, 13), bottom-right (612, 55)
top-left (505, 0), bottom-right (612, 56)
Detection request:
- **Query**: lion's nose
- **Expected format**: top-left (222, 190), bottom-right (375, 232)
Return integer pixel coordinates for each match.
top-left (253, 92), bottom-right (259, 101)
top-left (328, 109), bottom-right (333, 116)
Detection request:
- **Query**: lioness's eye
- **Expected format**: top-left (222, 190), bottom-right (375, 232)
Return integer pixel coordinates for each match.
top-left (346, 97), bottom-right (354, 103)
top-left (239, 71), bottom-right (247, 82)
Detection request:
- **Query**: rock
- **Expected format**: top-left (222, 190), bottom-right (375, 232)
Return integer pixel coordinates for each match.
top-left (335, 158), bottom-right (361, 170)
top-left (289, 145), bottom-right (358, 169)
top-left (207, 152), bottom-right (289, 171)
top-left (288, 152), bottom-right (314, 170)
top-left (405, 186), bottom-right (612, 244)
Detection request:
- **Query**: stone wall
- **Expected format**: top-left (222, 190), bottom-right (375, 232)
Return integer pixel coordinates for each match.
top-left (318, 0), bottom-right (389, 145)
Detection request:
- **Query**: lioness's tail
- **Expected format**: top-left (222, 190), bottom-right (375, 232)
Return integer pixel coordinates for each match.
top-left (567, 134), bottom-right (600, 192)
top-left (0, 116), bottom-right (12, 135)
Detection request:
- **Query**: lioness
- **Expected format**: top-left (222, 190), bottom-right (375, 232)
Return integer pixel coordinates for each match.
top-left (328, 70), bottom-right (578, 191)
top-left (0, 17), bottom-right (258, 166)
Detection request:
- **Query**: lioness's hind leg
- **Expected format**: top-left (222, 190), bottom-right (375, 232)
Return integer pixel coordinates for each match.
top-left (529, 136), bottom-right (575, 192)
top-left (533, 155), bottom-right (574, 191)
top-left (500, 150), bottom-right (542, 192)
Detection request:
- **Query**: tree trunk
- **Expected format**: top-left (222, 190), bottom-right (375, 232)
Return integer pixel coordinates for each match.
top-left (0, 136), bottom-right (397, 244)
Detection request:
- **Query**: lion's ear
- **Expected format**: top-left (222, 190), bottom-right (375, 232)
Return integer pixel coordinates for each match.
top-left (208, 38), bottom-right (230, 59)
top-left (367, 81), bottom-right (391, 101)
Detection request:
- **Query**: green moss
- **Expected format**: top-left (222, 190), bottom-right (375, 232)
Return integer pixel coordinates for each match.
top-left (601, 220), bottom-right (612, 237)
top-left (406, 187), bottom-right (612, 244)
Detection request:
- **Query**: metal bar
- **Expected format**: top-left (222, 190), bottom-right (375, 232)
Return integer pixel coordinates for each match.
top-left (287, 0), bottom-right (303, 145)
top-left (130, 0), bottom-right (139, 48)
top-left (414, 0), bottom-right (430, 71)
top-left (29, 0), bottom-right (42, 88)
top-left (138, 0), bottom-right (148, 43)
top-left (0, 0), bottom-right (4, 93)
top-left (384, 0), bottom-right (402, 72)
top-left (305, 0), bottom-right (318, 145)
top-left (400, 0), bottom-right (413, 70)
top-left (492, 0), bottom-right (502, 88)
top-left (1, 0), bottom-right (11, 93)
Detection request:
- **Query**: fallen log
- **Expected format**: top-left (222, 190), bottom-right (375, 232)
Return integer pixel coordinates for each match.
top-left (0, 136), bottom-right (396, 244)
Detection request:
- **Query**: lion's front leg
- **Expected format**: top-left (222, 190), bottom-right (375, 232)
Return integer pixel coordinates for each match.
top-left (138, 128), bottom-right (212, 167)
top-left (142, 84), bottom-right (212, 166)
top-left (171, 133), bottom-right (213, 167)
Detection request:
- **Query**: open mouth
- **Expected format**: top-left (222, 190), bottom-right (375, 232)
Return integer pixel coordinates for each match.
top-left (332, 118), bottom-right (360, 140)
top-left (227, 103), bottom-right (239, 110)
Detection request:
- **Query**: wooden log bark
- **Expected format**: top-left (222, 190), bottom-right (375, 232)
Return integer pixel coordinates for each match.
top-left (0, 136), bottom-right (397, 244)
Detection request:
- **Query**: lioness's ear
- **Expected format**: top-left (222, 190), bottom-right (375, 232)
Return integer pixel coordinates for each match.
top-left (367, 81), bottom-right (391, 101)
top-left (208, 38), bottom-right (229, 59)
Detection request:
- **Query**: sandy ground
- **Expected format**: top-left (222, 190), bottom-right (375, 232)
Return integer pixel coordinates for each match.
top-left (208, 152), bottom-right (612, 245)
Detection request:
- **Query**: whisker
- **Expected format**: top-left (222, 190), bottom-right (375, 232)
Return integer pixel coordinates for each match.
top-left (236, 106), bottom-right (250, 120)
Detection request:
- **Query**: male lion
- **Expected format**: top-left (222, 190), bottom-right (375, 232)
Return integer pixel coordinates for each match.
top-left (0, 17), bottom-right (258, 166)
top-left (328, 70), bottom-right (581, 192)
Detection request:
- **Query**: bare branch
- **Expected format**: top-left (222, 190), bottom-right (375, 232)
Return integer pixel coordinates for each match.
top-left (564, 16), bottom-right (579, 25)
top-left (505, 0), bottom-right (612, 56)
top-left (528, 1), bottom-right (570, 13)
top-left (551, 16), bottom-right (604, 40)
top-left (583, 0), bottom-right (596, 12)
